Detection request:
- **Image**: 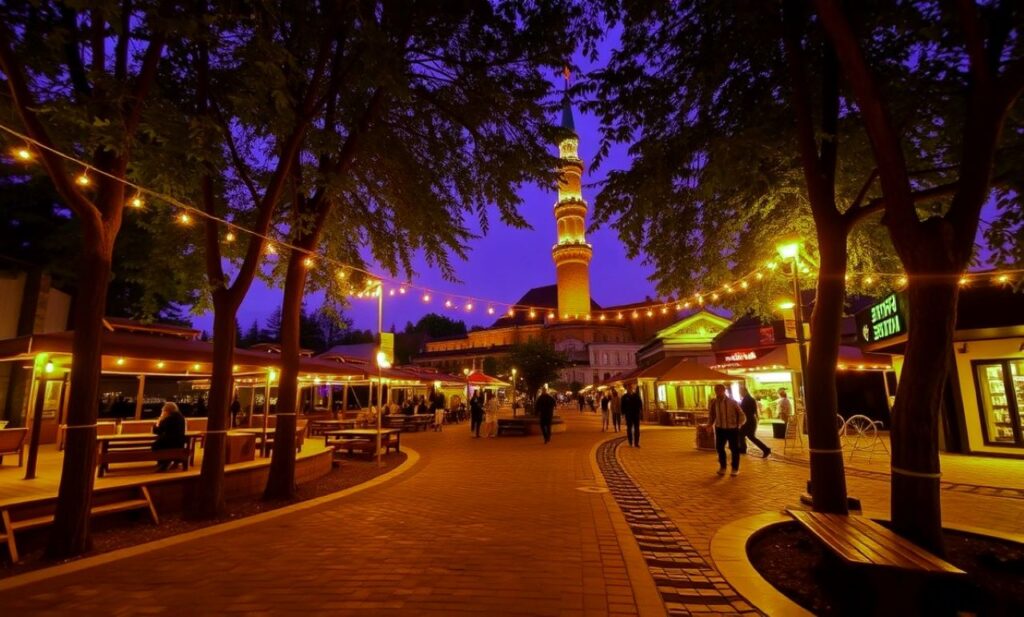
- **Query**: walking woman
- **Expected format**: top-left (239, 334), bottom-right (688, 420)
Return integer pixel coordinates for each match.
top-left (484, 391), bottom-right (500, 437)
top-left (610, 388), bottom-right (622, 433)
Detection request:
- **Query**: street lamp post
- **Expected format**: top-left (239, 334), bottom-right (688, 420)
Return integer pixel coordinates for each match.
top-left (776, 237), bottom-right (809, 405)
top-left (375, 350), bottom-right (390, 467)
top-left (463, 367), bottom-right (471, 404)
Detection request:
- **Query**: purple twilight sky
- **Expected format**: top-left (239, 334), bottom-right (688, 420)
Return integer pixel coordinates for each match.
top-left (191, 38), bottom-right (661, 336)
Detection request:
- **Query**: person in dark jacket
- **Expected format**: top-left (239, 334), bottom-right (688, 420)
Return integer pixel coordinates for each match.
top-left (469, 392), bottom-right (484, 437)
top-left (153, 402), bottom-right (187, 471)
top-left (535, 387), bottom-right (557, 444)
top-left (738, 386), bottom-right (771, 457)
top-left (620, 383), bottom-right (644, 447)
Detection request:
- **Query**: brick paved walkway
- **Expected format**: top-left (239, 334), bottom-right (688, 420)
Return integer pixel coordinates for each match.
top-left (617, 427), bottom-right (1024, 567)
top-left (1, 415), bottom-right (652, 616)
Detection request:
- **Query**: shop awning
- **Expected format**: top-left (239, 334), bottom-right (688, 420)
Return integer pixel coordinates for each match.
top-left (466, 371), bottom-right (510, 387)
top-left (712, 346), bottom-right (789, 371)
top-left (656, 359), bottom-right (735, 383)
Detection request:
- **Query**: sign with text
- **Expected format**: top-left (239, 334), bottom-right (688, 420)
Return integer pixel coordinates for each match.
top-left (857, 292), bottom-right (907, 344)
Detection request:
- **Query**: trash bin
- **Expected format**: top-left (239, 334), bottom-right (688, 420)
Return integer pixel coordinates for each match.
top-left (771, 421), bottom-right (786, 439)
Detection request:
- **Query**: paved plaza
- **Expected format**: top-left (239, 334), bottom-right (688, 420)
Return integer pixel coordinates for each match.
top-left (1, 414), bottom-right (1022, 616)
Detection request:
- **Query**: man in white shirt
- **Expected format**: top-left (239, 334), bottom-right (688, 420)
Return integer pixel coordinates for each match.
top-left (777, 388), bottom-right (793, 423)
top-left (706, 384), bottom-right (746, 476)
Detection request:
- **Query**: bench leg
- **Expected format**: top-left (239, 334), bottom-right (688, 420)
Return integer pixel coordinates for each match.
top-left (2, 509), bottom-right (18, 563)
top-left (140, 486), bottom-right (160, 525)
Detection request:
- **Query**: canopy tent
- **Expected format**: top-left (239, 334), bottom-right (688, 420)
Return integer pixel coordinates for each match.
top-left (466, 371), bottom-right (510, 387)
top-left (656, 359), bottom-right (735, 383)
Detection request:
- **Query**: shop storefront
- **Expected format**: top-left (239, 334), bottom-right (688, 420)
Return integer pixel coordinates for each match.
top-left (857, 285), bottom-right (1024, 457)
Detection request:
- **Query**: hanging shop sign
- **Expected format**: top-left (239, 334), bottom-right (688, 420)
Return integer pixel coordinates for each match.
top-left (857, 292), bottom-right (908, 344)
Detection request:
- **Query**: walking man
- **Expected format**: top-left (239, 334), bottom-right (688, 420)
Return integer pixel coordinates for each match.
top-left (739, 386), bottom-right (771, 457)
top-left (600, 392), bottom-right (611, 431)
top-left (621, 383), bottom-right (643, 447)
top-left (610, 388), bottom-right (622, 432)
top-left (536, 387), bottom-right (556, 444)
top-left (707, 384), bottom-right (745, 476)
top-left (469, 392), bottom-right (484, 438)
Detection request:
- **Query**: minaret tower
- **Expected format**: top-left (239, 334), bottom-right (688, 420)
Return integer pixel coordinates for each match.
top-left (552, 71), bottom-right (593, 319)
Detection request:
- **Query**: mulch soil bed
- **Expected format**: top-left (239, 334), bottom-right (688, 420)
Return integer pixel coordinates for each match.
top-left (749, 521), bottom-right (1024, 616)
top-left (1, 453), bottom-right (406, 579)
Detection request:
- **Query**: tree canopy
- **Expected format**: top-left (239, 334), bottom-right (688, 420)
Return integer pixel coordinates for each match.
top-left (503, 339), bottom-right (569, 402)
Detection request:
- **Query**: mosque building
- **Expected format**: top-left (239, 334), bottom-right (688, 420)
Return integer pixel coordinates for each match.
top-left (409, 89), bottom-right (722, 387)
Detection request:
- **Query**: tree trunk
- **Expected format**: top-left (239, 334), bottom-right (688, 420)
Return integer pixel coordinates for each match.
top-left (805, 230), bottom-right (849, 514)
top-left (890, 275), bottom-right (958, 554)
top-left (47, 236), bottom-right (112, 558)
top-left (193, 296), bottom-right (237, 519)
top-left (263, 252), bottom-right (306, 500)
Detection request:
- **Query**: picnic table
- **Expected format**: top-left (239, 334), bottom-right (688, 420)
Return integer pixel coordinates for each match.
top-left (323, 428), bottom-right (401, 457)
top-left (96, 432), bottom-right (201, 476)
top-left (309, 419), bottom-right (357, 436)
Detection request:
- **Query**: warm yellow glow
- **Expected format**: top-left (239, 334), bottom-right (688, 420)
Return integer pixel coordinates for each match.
top-left (266, 243), bottom-right (277, 255)
top-left (562, 313), bottom-right (569, 319)
top-left (697, 295), bottom-right (704, 304)
top-left (116, 357), bottom-right (125, 366)
top-left (548, 311), bottom-right (556, 319)
top-left (466, 302), bottom-right (473, 311)
top-left (724, 285), bottom-right (733, 293)
top-left (776, 237), bottom-right (800, 260)
top-left (740, 281), bottom-right (749, 289)
top-left (959, 276), bottom-right (969, 286)
top-left (376, 351), bottom-right (391, 369)
top-left (399, 287), bottom-right (406, 294)
top-left (660, 307), bottom-right (668, 314)
top-left (529, 310), bottom-right (537, 318)
top-left (224, 231), bottom-right (235, 242)
top-left (268, 369), bottom-right (277, 381)
top-left (683, 302), bottom-right (691, 309)
top-left (765, 261), bottom-right (777, 270)
top-left (646, 310), bottom-right (653, 317)
top-left (779, 300), bottom-right (796, 310)
top-left (599, 314), bottom-right (606, 321)
top-left (193, 363), bottom-right (201, 371)
top-left (631, 311), bottom-right (638, 319)
top-left (755, 272), bottom-right (764, 280)
top-left (897, 276), bottom-right (908, 287)
top-left (507, 308), bottom-right (514, 316)
top-left (178, 212), bottom-right (191, 225)
top-left (864, 276), bottom-right (874, 285)
top-left (711, 293), bottom-right (719, 301)
top-left (423, 293), bottom-right (431, 302)
top-left (13, 147), bottom-right (32, 161)
top-left (75, 173), bottom-right (90, 186)
top-left (156, 361), bottom-right (165, 369)
top-left (998, 274), bottom-right (1010, 283)
top-left (337, 270), bottom-right (346, 279)
top-left (616, 313), bottom-right (623, 320)
top-left (130, 196), bottom-right (144, 208)
top-left (463, 368), bottom-right (470, 375)
top-left (233, 364), bottom-right (239, 372)
top-left (44, 361), bottom-right (54, 373)
top-left (303, 256), bottom-right (314, 267)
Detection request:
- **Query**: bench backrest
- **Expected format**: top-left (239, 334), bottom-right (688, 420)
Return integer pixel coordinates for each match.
top-left (120, 420), bottom-right (156, 434)
top-left (97, 422), bottom-right (117, 436)
top-left (187, 417), bottom-right (208, 432)
top-left (250, 414), bottom-right (277, 429)
top-left (0, 427), bottom-right (28, 450)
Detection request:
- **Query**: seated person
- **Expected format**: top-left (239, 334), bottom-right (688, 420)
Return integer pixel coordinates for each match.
top-left (153, 402), bottom-right (187, 471)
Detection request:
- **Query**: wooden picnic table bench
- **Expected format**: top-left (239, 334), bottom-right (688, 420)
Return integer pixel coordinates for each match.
top-left (323, 429), bottom-right (401, 457)
top-left (96, 433), bottom-right (200, 477)
top-left (786, 509), bottom-right (965, 575)
top-left (2, 486), bottom-right (158, 562)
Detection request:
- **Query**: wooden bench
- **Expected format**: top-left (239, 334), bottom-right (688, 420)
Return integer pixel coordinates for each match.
top-left (496, 419), bottom-right (529, 436)
top-left (98, 447), bottom-right (191, 477)
top-left (325, 435), bottom-right (399, 457)
top-left (786, 509), bottom-right (965, 575)
top-left (0, 428), bottom-right (28, 467)
top-left (1, 486), bottom-right (159, 562)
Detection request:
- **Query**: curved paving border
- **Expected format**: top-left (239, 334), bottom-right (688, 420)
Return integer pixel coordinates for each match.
top-left (773, 453), bottom-right (1024, 500)
top-left (597, 438), bottom-right (761, 617)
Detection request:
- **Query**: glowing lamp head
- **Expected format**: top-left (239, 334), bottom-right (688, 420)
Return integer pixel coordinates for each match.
top-left (225, 231), bottom-right (236, 242)
top-left (776, 235), bottom-right (800, 260)
top-left (116, 357), bottom-right (125, 366)
top-left (13, 147), bottom-right (32, 161)
top-left (778, 300), bottom-right (796, 310)
top-left (44, 361), bottom-right (54, 373)
top-left (75, 173), bottom-right (90, 187)
top-left (302, 257), bottom-right (314, 267)
top-left (178, 212), bottom-right (191, 225)
top-left (268, 369), bottom-right (277, 382)
top-left (130, 196), bottom-right (144, 208)
top-left (463, 368), bottom-right (470, 376)
top-left (376, 351), bottom-right (391, 369)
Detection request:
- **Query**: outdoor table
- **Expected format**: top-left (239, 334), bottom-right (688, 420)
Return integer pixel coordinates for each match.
top-left (95, 432), bottom-right (202, 473)
top-left (323, 428), bottom-right (401, 455)
top-left (233, 427), bottom-right (275, 456)
top-left (310, 419), bottom-right (356, 436)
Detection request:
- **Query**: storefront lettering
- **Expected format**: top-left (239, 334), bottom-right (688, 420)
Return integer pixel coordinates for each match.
top-left (864, 293), bottom-right (906, 342)
top-left (724, 351), bottom-right (757, 362)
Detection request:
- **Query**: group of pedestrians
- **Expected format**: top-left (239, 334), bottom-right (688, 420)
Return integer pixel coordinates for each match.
top-left (469, 390), bottom-right (501, 438)
top-left (706, 384), bottom-right (771, 476)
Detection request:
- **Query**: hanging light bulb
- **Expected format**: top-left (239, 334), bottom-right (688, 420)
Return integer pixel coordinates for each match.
top-left (444, 299), bottom-right (453, 308)
top-left (398, 286), bottom-right (407, 294)
top-left (529, 309), bottom-right (537, 318)
top-left (740, 281), bottom-right (749, 289)
top-left (599, 314), bottom-right (606, 321)
top-left (683, 302), bottom-right (691, 309)
top-left (465, 302), bottom-right (473, 311)
top-left (958, 276), bottom-right (969, 286)
top-left (75, 172), bottom-right (91, 186)
top-left (631, 311), bottom-right (639, 319)
top-left (547, 311), bottom-right (555, 319)
top-left (646, 309), bottom-right (654, 317)
top-left (616, 313), bottom-right (623, 320)
top-left (129, 195), bottom-right (144, 209)
top-left (660, 307), bottom-right (667, 314)
top-left (12, 146), bottom-right (32, 161)
top-left (697, 295), bottom-right (704, 304)
top-left (755, 272), bottom-right (764, 280)
top-left (864, 276), bottom-right (874, 285)
top-left (724, 285), bottom-right (733, 293)
top-left (388, 288), bottom-right (396, 296)
top-left (178, 212), bottom-right (191, 225)
top-left (507, 307), bottom-right (515, 316)
top-left (710, 293), bottom-right (719, 301)
top-left (897, 276), bottom-right (908, 287)
top-left (487, 306), bottom-right (495, 315)
top-left (302, 256), bottom-right (314, 268)
top-left (225, 231), bottom-right (236, 242)
top-left (997, 274), bottom-right (1010, 284)
top-left (265, 243), bottom-right (277, 255)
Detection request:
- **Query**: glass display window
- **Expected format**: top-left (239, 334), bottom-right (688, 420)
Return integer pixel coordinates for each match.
top-left (973, 360), bottom-right (1024, 447)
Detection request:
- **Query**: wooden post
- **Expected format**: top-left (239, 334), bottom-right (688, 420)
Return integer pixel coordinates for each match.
top-left (134, 374), bottom-right (146, 419)
top-left (25, 375), bottom-right (48, 480)
top-left (327, 384), bottom-right (334, 418)
top-left (341, 383), bottom-right (349, 417)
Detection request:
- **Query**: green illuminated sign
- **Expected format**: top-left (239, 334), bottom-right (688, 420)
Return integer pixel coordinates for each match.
top-left (862, 293), bottom-right (906, 343)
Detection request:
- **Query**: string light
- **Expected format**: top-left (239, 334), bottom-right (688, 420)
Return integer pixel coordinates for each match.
top-left (465, 302), bottom-right (473, 311)
top-left (507, 308), bottom-right (515, 316)
top-left (12, 146), bottom-right (32, 161)
top-left (388, 288), bottom-right (396, 296)
top-left (423, 293), bottom-right (431, 302)
top-left (444, 299), bottom-right (453, 308)
top-left (487, 306), bottom-right (494, 315)
top-left (616, 313), bottom-right (623, 320)
top-left (302, 256), bottom-right (314, 268)
top-left (178, 212), bottom-right (191, 225)
top-left (129, 195), bottom-right (144, 209)
top-left (398, 287), bottom-right (406, 294)
top-left (266, 243), bottom-right (277, 255)
top-left (75, 172), bottom-right (90, 186)
top-left (547, 311), bottom-right (555, 319)
top-left (959, 276), bottom-right (969, 286)
top-left (529, 310), bottom-right (536, 318)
